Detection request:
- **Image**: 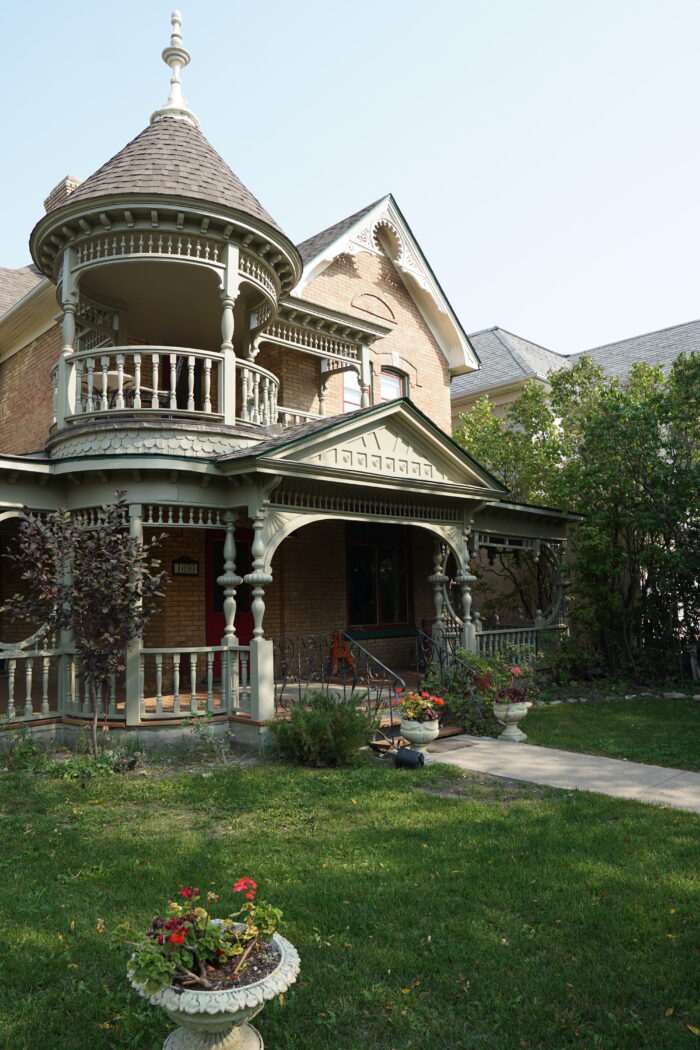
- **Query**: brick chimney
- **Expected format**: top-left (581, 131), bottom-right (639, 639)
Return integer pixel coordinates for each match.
top-left (43, 175), bottom-right (83, 213)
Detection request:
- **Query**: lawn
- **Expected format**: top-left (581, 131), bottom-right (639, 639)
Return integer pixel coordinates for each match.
top-left (2, 756), bottom-right (699, 1050)
top-left (525, 697), bottom-right (700, 771)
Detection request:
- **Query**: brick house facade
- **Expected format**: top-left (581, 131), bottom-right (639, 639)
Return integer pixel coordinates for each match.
top-left (0, 16), bottom-right (570, 743)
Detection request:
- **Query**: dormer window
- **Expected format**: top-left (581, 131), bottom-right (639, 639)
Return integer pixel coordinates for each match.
top-left (380, 368), bottom-right (407, 402)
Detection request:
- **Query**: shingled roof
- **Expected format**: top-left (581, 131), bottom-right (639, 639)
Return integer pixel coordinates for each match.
top-left (296, 198), bottom-right (384, 263)
top-left (51, 117), bottom-right (283, 232)
top-left (0, 264), bottom-right (43, 317)
top-left (451, 327), bottom-right (567, 400)
top-left (569, 318), bottom-right (700, 378)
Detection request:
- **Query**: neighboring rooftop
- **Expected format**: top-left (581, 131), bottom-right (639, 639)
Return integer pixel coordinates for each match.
top-left (452, 326), bottom-right (566, 400)
top-left (570, 318), bottom-right (700, 379)
top-left (452, 318), bottom-right (700, 405)
top-left (296, 198), bottom-right (384, 263)
top-left (0, 265), bottom-right (43, 317)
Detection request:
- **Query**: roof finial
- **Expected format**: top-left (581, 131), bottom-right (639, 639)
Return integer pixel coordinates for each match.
top-left (150, 11), bottom-right (201, 129)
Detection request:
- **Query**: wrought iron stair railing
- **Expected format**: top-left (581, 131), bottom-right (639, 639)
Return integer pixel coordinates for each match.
top-left (272, 631), bottom-right (405, 720)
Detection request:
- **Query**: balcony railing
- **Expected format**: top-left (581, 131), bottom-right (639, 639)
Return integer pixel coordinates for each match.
top-left (54, 346), bottom-right (282, 429)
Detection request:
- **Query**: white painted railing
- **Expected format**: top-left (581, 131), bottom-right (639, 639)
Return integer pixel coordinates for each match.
top-left (276, 406), bottom-right (323, 427)
top-left (476, 624), bottom-right (567, 656)
top-left (140, 645), bottom-right (251, 720)
top-left (0, 647), bottom-right (62, 721)
top-left (67, 346), bottom-right (224, 420)
top-left (54, 346), bottom-right (282, 430)
top-left (62, 652), bottom-right (126, 720)
top-left (236, 359), bottom-right (278, 425)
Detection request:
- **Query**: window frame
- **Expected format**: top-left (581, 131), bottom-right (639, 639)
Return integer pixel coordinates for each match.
top-left (346, 524), bottom-right (411, 630)
top-left (379, 367), bottom-right (408, 402)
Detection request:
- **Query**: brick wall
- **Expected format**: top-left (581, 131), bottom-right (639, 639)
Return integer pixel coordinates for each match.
top-left (143, 529), bottom-right (207, 649)
top-left (301, 251), bottom-right (453, 433)
top-left (0, 325), bottom-right (61, 454)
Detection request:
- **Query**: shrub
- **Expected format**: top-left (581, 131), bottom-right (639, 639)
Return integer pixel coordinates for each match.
top-left (1, 731), bottom-right (47, 772)
top-left (268, 691), bottom-right (379, 766)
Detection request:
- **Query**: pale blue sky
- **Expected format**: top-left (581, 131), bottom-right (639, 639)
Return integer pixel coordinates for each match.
top-left (3, 1), bottom-right (699, 353)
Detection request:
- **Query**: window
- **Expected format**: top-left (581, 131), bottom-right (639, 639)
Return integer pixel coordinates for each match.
top-left (347, 524), bottom-right (409, 627)
top-left (343, 368), bottom-right (362, 412)
top-left (380, 368), bottom-right (407, 402)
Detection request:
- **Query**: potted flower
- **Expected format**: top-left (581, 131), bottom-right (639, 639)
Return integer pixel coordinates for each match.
top-left (492, 666), bottom-right (537, 742)
top-left (104, 879), bottom-right (300, 1049)
top-left (396, 688), bottom-right (445, 754)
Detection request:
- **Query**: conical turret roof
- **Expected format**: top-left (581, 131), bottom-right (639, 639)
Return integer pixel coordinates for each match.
top-left (50, 116), bottom-right (283, 233)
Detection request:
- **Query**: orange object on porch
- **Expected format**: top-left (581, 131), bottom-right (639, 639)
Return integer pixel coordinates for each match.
top-left (330, 631), bottom-right (354, 673)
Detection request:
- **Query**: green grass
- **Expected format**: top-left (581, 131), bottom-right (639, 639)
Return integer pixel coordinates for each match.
top-left (525, 697), bottom-right (700, 771)
top-left (1, 757), bottom-right (699, 1050)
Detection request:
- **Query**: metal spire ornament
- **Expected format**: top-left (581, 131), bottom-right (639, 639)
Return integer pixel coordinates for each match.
top-left (150, 11), bottom-right (201, 129)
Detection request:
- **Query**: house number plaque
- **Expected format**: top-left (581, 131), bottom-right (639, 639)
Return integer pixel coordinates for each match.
top-left (172, 556), bottom-right (199, 577)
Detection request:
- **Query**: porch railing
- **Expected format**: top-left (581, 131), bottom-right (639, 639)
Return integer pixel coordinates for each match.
top-left (0, 646), bottom-right (63, 722)
top-left (140, 645), bottom-right (251, 720)
top-left (273, 631), bottom-right (404, 718)
top-left (475, 623), bottom-right (567, 656)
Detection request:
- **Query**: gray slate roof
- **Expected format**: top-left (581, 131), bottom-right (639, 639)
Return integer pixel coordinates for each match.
top-left (451, 327), bottom-right (567, 400)
top-left (0, 264), bottom-right (43, 317)
top-left (569, 318), bottom-right (700, 378)
top-left (52, 117), bottom-right (283, 232)
top-left (296, 198), bottom-right (383, 262)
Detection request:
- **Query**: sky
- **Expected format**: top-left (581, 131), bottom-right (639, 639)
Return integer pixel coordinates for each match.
top-left (3, 0), bottom-right (700, 354)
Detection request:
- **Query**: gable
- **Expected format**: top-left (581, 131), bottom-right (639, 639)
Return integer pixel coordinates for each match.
top-left (294, 195), bottom-right (479, 377)
top-left (260, 403), bottom-right (505, 495)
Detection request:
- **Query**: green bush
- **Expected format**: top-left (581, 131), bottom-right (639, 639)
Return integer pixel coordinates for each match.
top-left (267, 691), bottom-right (379, 766)
top-left (2, 732), bottom-right (47, 772)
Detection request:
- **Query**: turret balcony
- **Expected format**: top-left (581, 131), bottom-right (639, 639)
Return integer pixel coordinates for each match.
top-left (52, 345), bottom-right (282, 431)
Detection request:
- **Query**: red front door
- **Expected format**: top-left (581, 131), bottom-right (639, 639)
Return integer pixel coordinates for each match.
top-left (205, 531), bottom-right (254, 671)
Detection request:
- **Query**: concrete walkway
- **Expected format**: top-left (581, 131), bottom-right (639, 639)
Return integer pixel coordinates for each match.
top-left (429, 735), bottom-right (700, 813)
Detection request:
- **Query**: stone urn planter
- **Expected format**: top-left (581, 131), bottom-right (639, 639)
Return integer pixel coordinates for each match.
top-left (492, 701), bottom-right (529, 742)
top-left (128, 930), bottom-right (300, 1050)
top-left (400, 717), bottom-right (440, 755)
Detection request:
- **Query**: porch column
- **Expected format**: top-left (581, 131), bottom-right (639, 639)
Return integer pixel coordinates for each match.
top-left (217, 512), bottom-right (242, 711)
top-left (456, 570), bottom-right (478, 652)
top-left (221, 245), bottom-right (241, 425)
top-left (244, 510), bottom-right (274, 722)
top-left (56, 249), bottom-right (78, 428)
top-left (359, 345), bottom-right (371, 408)
top-left (125, 503), bottom-right (143, 726)
top-left (428, 542), bottom-right (448, 644)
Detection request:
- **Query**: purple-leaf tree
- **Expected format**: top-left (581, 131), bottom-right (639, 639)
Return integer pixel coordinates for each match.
top-left (3, 492), bottom-right (167, 757)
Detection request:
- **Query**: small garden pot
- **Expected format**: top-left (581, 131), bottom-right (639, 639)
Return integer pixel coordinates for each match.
top-left (492, 701), bottom-right (529, 742)
top-left (400, 717), bottom-right (440, 755)
top-left (128, 931), bottom-right (300, 1049)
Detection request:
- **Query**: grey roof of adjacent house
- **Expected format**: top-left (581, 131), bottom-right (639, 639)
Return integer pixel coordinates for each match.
top-left (569, 318), bottom-right (700, 378)
top-left (50, 117), bottom-right (283, 232)
top-left (296, 198), bottom-right (383, 263)
top-left (451, 327), bottom-right (567, 400)
top-left (0, 264), bottom-right (43, 317)
top-left (451, 318), bottom-right (700, 403)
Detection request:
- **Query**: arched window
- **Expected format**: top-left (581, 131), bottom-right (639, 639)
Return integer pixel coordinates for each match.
top-left (380, 368), bottom-right (408, 402)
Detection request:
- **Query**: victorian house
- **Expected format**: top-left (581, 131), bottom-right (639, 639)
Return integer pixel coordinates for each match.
top-left (0, 16), bottom-right (569, 744)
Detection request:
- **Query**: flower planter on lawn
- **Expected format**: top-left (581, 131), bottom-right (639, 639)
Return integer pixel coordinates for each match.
top-left (129, 930), bottom-right (300, 1049)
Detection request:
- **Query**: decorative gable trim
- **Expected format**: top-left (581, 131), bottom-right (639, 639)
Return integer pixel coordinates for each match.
top-left (294, 195), bottom-right (479, 377)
